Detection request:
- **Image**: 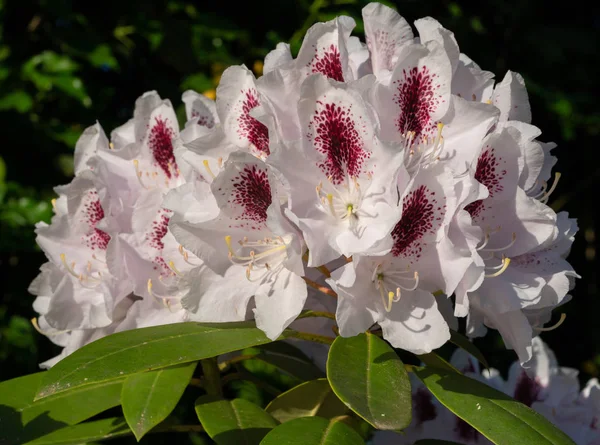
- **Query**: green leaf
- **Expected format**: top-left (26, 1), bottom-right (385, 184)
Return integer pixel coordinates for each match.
top-left (418, 353), bottom-right (459, 373)
top-left (22, 417), bottom-right (131, 445)
top-left (36, 321), bottom-right (287, 400)
top-left (0, 91), bottom-right (33, 113)
top-left (326, 333), bottom-right (411, 430)
top-left (244, 342), bottom-right (324, 381)
top-left (122, 361), bottom-right (197, 440)
top-left (414, 367), bottom-right (576, 445)
top-left (0, 373), bottom-right (123, 445)
top-left (449, 330), bottom-right (489, 369)
top-left (266, 378), bottom-right (347, 423)
top-left (87, 45), bottom-right (119, 71)
top-left (260, 417), bottom-right (364, 445)
top-left (194, 395), bottom-right (277, 444)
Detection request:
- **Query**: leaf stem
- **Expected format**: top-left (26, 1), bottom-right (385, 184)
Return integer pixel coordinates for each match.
top-left (200, 357), bottom-right (222, 397)
top-left (289, 330), bottom-right (335, 345)
top-left (297, 310), bottom-right (336, 320)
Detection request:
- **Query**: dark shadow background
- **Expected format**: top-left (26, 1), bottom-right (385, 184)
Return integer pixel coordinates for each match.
top-left (0, 0), bottom-right (598, 406)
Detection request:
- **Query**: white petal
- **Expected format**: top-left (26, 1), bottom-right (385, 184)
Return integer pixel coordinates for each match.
top-left (362, 2), bottom-right (413, 76)
top-left (379, 288), bottom-right (450, 354)
top-left (254, 269), bottom-right (308, 340)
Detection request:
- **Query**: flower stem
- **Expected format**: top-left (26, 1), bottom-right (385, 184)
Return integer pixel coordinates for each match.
top-left (297, 309), bottom-right (336, 320)
top-left (201, 357), bottom-right (222, 397)
top-left (302, 276), bottom-right (338, 298)
top-left (290, 330), bottom-right (335, 345)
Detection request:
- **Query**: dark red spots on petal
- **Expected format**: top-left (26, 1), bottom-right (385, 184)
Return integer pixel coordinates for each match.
top-left (82, 190), bottom-right (110, 251)
top-left (310, 44), bottom-right (344, 82)
top-left (238, 89), bottom-right (270, 155)
top-left (148, 208), bottom-right (172, 251)
top-left (391, 185), bottom-right (443, 258)
top-left (414, 388), bottom-right (437, 425)
top-left (310, 101), bottom-right (370, 184)
top-left (394, 66), bottom-right (439, 139)
top-left (513, 370), bottom-right (542, 407)
top-left (230, 164), bottom-right (272, 224)
top-left (465, 148), bottom-right (507, 218)
top-left (366, 30), bottom-right (396, 71)
top-left (153, 256), bottom-right (175, 278)
top-left (148, 117), bottom-right (178, 179)
top-left (191, 103), bottom-right (215, 129)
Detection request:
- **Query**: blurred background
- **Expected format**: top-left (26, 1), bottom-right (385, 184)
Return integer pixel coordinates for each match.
top-left (0, 0), bottom-right (598, 389)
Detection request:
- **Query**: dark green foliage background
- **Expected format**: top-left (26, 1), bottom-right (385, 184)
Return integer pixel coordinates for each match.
top-left (0, 0), bottom-right (597, 409)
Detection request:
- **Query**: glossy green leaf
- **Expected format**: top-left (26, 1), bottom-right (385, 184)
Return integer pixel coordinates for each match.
top-left (326, 333), bottom-right (411, 430)
top-left (194, 395), bottom-right (277, 445)
top-left (418, 353), bottom-right (459, 373)
top-left (266, 378), bottom-right (347, 423)
top-left (0, 372), bottom-right (122, 445)
top-left (260, 417), bottom-right (364, 445)
top-left (449, 330), bottom-right (489, 368)
top-left (414, 367), bottom-right (576, 445)
top-left (122, 361), bottom-right (197, 440)
top-left (36, 321), bottom-right (288, 400)
top-left (22, 417), bottom-right (131, 445)
top-left (244, 342), bottom-right (324, 381)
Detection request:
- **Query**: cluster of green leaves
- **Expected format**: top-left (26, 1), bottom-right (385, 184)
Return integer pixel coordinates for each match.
top-left (0, 318), bottom-right (576, 445)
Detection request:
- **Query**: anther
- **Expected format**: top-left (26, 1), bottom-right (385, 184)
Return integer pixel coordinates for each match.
top-left (203, 160), bottom-right (216, 179)
top-left (485, 256), bottom-right (511, 278)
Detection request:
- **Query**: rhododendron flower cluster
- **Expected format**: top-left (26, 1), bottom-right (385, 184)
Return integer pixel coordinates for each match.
top-left (30, 2), bottom-right (578, 368)
top-left (372, 338), bottom-right (600, 445)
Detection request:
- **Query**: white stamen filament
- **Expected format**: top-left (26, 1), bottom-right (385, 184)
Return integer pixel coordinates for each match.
top-left (225, 235), bottom-right (288, 281)
top-left (484, 256), bottom-right (511, 278)
top-left (372, 264), bottom-right (420, 312)
top-left (148, 278), bottom-right (179, 311)
top-left (133, 159), bottom-right (158, 190)
top-left (31, 317), bottom-right (69, 337)
top-left (316, 176), bottom-right (367, 226)
top-left (403, 123), bottom-right (445, 172)
top-left (480, 232), bottom-right (517, 252)
top-left (60, 253), bottom-right (101, 285)
top-left (539, 172), bottom-right (561, 204)
top-left (178, 244), bottom-right (202, 266)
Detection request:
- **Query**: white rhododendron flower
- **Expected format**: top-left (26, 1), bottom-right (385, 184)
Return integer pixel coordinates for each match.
top-left (30, 2), bottom-right (579, 370)
top-left (372, 338), bottom-right (600, 445)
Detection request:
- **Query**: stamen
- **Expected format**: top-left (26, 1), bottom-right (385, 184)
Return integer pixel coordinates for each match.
top-left (476, 234), bottom-right (491, 251)
top-left (540, 172), bottom-right (561, 204)
top-left (31, 317), bottom-right (69, 337)
top-left (326, 193), bottom-right (336, 217)
top-left (133, 160), bottom-right (155, 190)
top-left (485, 256), bottom-right (511, 278)
top-left (385, 290), bottom-right (395, 312)
top-left (51, 198), bottom-right (57, 210)
top-left (60, 253), bottom-right (79, 278)
top-left (168, 260), bottom-right (184, 276)
top-left (481, 233), bottom-right (517, 252)
top-left (534, 313), bottom-right (567, 332)
top-left (203, 160), bottom-right (216, 179)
